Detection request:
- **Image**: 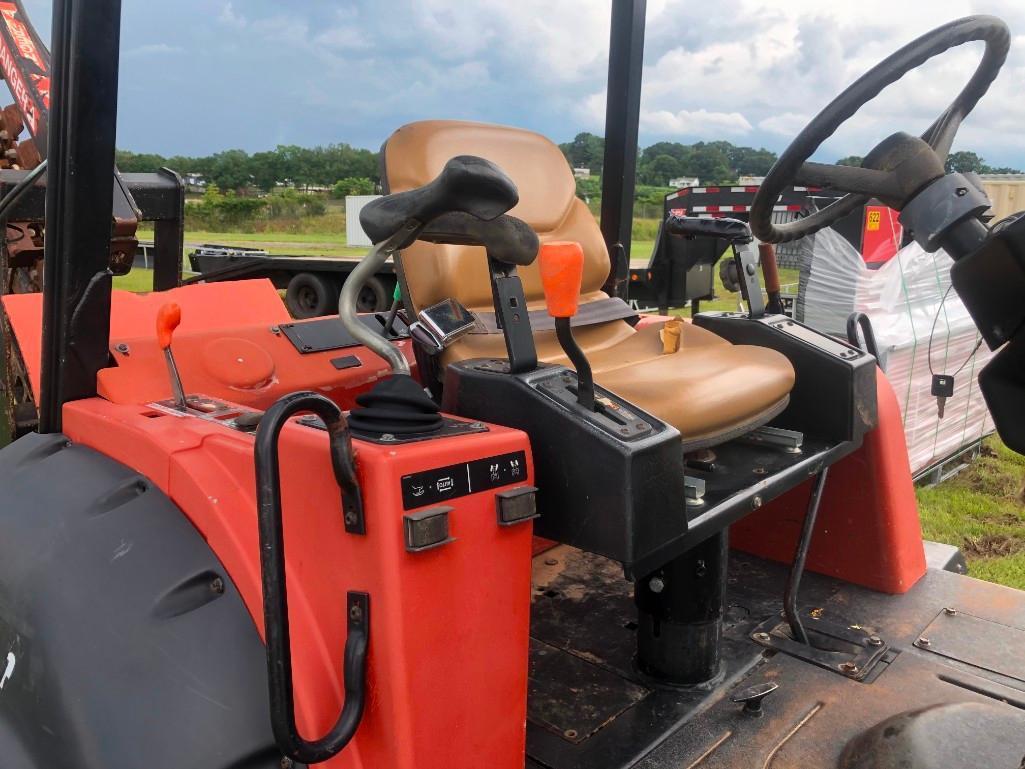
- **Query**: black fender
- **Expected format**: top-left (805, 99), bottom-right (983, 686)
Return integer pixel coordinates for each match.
top-left (0, 433), bottom-right (283, 769)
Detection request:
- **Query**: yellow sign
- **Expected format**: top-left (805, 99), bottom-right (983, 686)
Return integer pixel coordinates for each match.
top-left (866, 210), bottom-right (881, 231)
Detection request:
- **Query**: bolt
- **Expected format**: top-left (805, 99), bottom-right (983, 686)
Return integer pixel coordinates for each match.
top-left (868, 635), bottom-right (883, 647)
top-left (563, 729), bottom-right (578, 740)
top-left (302, 344), bottom-right (312, 352)
top-left (350, 603), bottom-right (363, 622)
top-left (280, 758), bottom-right (294, 769)
top-left (344, 510), bottom-right (357, 526)
top-left (840, 661), bottom-right (859, 675)
top-left (917, 637), bottom-right (931, 647)
top-left (544, 558), bottom-right (558, 566)
top-left (469, 421), bottom-right (485, 430)
top-left (115, 343), bottom-right (130, 355)
top-left (944, 607), bottom-right (957, 616)
top-left (269, 326), bottom-right (281, 335)
top-left (956, 187), bottom-right (968, 197)
top-left (751, 495), bottom-right (763, 510)
top-left (649, 576), bottom-right (665, 594)
top-left (753, 632), bottom-right (771, 643)
top-left (746, 263), bottom-right (756, 276)
top-left (210, 577), bottom-right (225, 594)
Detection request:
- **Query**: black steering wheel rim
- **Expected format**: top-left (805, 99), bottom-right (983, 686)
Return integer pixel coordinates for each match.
top-left (750, 15), bottom-right (1010, 244)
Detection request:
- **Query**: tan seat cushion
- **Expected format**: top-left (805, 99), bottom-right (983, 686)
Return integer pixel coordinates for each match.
top-left (443, 319), bottom-right (795, 447)
top-left (384, 119), bottom-right (796, 447)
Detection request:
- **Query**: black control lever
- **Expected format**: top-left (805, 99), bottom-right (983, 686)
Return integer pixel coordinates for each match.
top-left (539, 241), bottom-right (596, 411)
top-left (360, 155), bottom-right (519, 248)
top-left (419, 210), bottom-right (539, 267)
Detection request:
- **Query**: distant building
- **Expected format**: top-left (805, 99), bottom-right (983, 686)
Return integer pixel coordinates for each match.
top-left (669, 176), bottom-right (699, 188)
top-left (573, 167), bottom-right (591, 179)
top-left (183, 173), bottom-right (206, 192)
top-left (738, 176), bottom-right (765, 186)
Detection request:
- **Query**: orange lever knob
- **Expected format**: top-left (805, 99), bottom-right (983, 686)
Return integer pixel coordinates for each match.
top-left (156, 302), bottom-right (182, 350)
top-left (539, 241), bottom-right (584, 318)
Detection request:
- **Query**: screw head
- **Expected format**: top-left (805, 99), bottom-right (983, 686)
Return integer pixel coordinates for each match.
top-left (210, 577), bottom-right (225, 594)
top-left (753, 632), bottom-right (771, 643)
top-left (841, 661), bottom-right (859, 674)
top-left (544, 558), bottom-right (558, 566)
top-left (751, 496), bottom-right (763, 510)
top-left (956, 187), bottom-right (968, 197)
top-left (563, 729), bottom-right (578, 740)
top-left (115, 343), bottom-right (130, 355)
top-left (280, 758), bottom-right (294, 769)
top-left (944, 607), bottom-right (957, 616)
top-left (868, 635), bottom-right (883, 647)
top-left (350, 603), bottom-right (363, 622)
top-left (917, 637), bottom-right (931, 647)
top-left (649, 576), bottom-right (666, 594)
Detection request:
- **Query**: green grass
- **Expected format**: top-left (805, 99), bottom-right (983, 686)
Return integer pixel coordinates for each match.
top-left (917, 437), bottom-right (1025, 589)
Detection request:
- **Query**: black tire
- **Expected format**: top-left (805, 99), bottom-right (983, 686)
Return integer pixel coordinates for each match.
top-left (353, 275), bottom-right (390, 313)
top-left (284, 272), bottom-right (339, 319)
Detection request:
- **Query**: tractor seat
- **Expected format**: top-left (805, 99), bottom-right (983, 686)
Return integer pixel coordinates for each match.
top-left (383, 120), bottom-right (795, 449)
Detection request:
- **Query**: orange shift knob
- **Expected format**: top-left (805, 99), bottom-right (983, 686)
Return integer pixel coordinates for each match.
top-left (156, 302), bottom-right (182, 350)
top-left (539, 241), bottom-right (584, 318)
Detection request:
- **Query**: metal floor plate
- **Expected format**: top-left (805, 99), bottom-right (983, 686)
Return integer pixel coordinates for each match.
top-left (527, 546), bottom-right (1025, 769)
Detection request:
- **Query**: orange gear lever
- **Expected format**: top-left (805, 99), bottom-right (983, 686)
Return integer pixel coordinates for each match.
top-left (156, 302), bottom-right (182, 350)
top-left (539, 241), bottom-right (596, 411)
top-left (539, 241), bottom-right (584, 318)
top-left (156, 302), bottom-right (187, 410)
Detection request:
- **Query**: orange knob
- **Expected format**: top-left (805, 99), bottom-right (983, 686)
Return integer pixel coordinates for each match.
top-left (156, 302), bottom-right (182, 350)
top-left (539, 241), bottom-right (584, 319)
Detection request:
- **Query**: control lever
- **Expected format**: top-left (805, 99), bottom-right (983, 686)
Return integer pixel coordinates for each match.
top-left (156, 302), bottom-right (187, 411)
top-left (539, 242), bottom-right (595, 411)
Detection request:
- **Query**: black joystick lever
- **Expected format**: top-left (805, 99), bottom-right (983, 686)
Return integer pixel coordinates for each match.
top-left (539, 241), bottom-right (595, 411)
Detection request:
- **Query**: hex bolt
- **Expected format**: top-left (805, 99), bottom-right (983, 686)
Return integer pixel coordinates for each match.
top-left (210, 577), bottom-right (225, 594)
top-left (753, 632), bottom-right (771, 643)
top-left (115, 343), bottom-right (130, 355)
top-left (840, 661), bottom-right (859, 675)
top-left (944, 607), bottom-right (957, 616)
top-left (751, 495), bottom-right (763, 510)
top-left (956, 187), bottom-right (968, 197)
top-left (649, 576), bottom-right (665, 594)
top-left (917, 637), bottom-right (931, 647)
top-left (867, 635), bottom-right (883, 646)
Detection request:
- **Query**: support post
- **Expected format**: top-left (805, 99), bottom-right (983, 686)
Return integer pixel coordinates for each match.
top-left (600, 0), bottom-right (646, 299)
top-left (635, 531), bottom-right (728, 685)
top-left (38, 0), bottom-right (124, 432)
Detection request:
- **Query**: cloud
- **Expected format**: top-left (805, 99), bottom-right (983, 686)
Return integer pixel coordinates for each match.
top-left (12, 0), bottom-right (1024, 170)
top-left (124, 43), bottom-right (184, 57)
top-left (641, 108), bottom-right (752, 136)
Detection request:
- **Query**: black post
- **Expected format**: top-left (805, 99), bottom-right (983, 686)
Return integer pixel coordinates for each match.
top-left (38, 0), bottom-right (123, 432)
top-left (635, 531), bottom-right (728, 685)
top-left (600, 0), bottom-right (646, 300)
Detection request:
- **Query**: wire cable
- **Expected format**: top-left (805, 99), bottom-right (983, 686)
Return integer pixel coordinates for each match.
top-left (926, 283), bottom-right (984, 378)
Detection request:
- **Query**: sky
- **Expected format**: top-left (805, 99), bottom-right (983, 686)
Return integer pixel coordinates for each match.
top-left (17, 0), bottom-right (1025, 168)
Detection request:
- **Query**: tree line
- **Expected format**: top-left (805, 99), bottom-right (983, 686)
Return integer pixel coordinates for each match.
top-left (116, 136), bottom-right (1021, 198)
top-left (115, 143), bottom-right (380, 193)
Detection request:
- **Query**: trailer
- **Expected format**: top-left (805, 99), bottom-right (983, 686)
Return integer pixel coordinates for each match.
top-left (187, 245), bottom-right (397, 318)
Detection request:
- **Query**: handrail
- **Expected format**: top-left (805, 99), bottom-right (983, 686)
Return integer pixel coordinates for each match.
top-left (254, 391), bottom-right (369, 765)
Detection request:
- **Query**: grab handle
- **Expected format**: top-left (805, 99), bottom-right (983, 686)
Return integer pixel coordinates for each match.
top-left (254, 391), bottom-right (369, 765)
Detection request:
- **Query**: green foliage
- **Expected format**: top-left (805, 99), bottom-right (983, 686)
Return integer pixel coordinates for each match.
top-left (634, 140), bottom-right (766, 186)
top-left (945, 150), bottom-right (987, 174)
top-left (836, 155), bottom-right (864, 167)
top-left (265, 188), bottom-right (327, 218)
top-left (559, 132), bottom-right (605, 174)
top-left (116, 143), bottom-right (380, 191)
top-left (332, 177), bottom-right (377, 198)
top-left (187, 184), bottom-right (267, 229)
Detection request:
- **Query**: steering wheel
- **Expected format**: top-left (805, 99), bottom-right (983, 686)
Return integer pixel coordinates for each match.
top-left (750, 15), bottom-right (1010, 244)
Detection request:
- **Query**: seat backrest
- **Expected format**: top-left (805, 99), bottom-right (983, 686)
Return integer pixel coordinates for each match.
top-left (383, 120), bottom-right (610, 314)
